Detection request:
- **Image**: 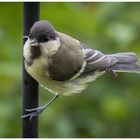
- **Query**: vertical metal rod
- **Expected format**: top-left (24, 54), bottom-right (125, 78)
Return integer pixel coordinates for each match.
top-left (22, 2), bottom-right (40, 138)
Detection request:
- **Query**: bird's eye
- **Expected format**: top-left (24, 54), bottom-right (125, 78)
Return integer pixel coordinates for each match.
top-left (38, 36), bottom-right (49, 42)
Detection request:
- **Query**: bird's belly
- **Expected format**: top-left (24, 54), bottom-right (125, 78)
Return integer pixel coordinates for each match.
top-left (24, 56), bottom-right (78, 95)
top-left (25, 56), bottom-right (104, 96)
top-left (26, 64), bottom-right (84, 96)
top-left (26, 64), bottom-right (86, 96)
top-left (25, 56), bottom-right (65, 95)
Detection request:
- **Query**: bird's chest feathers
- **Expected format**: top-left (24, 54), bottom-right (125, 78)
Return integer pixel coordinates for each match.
top-left (26, 56), bottom-right (49, 82)
top-left (24, 39), bottom-right (61, 83)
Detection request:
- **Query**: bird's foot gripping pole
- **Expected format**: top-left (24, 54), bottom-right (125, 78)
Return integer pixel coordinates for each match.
top-left (22, 94), bottom-right (59, 121)
top-left (105, 67), bottom-right (117, 77)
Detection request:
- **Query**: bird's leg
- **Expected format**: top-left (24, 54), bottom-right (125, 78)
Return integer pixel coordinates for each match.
top-left (21, 94), bottom-right (59, 121)
top-left (105, 67), bottom-right (117, 77)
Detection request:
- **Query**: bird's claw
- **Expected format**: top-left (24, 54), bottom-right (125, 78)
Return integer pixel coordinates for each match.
top-left (21, 95), bottom-right (59, 121)
top-left (21, 108), bottom-right (44, 121)
top-left (25, 106), bottom-right (45, 112)
top-left (106, 67), bottom-right (117, 77)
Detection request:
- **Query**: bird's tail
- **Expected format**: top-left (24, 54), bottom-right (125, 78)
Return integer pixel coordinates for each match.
top-left (107, 52), bottom-right (140, 73)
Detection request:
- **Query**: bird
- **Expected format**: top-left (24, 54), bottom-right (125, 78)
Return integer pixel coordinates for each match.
top-left (22, 20), bottom-right (140, 120)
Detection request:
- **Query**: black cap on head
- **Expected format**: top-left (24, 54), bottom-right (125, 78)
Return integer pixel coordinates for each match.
top-left (29, 20), bottom-right (56, 42)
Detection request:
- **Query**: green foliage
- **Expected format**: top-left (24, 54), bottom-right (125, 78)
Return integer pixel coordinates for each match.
top-left (0, 2), bottom-right (140, 138)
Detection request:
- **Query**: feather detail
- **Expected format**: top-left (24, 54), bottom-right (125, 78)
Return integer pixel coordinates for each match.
top-left (70, 61), bottom-right (87, 80)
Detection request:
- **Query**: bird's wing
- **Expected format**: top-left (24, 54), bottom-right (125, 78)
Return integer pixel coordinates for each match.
top-left (81, 44), bottom-right (118, 75)
top-left (48, 32), bottom-right (85, 81)
top-left (48, 31), bottom-right (118, 81)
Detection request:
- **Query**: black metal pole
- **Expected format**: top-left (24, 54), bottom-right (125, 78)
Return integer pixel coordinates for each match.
top-left (22, 2), bottom-right (40, 138)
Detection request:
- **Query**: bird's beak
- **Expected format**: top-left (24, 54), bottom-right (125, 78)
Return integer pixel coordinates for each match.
top-left (30, 39), bottom-right (39, 47)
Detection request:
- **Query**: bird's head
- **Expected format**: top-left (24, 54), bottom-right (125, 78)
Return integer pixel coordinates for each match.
top-left (29, 20), bottom-right (57, 47)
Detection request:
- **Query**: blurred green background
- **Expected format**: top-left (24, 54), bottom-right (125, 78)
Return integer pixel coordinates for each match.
top-left (0, 2), bottom-right (140, 138)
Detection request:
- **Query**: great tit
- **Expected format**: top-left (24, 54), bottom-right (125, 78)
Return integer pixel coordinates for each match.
top-left (22, 20), bottom-right (140, 120)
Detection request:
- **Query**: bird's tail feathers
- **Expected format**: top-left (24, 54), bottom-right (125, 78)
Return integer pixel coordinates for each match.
top-left (107, 52), bottom-right (140, 73)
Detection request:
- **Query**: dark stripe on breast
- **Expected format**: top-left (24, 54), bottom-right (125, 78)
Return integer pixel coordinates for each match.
top-left (27, 47), bottom-right (41, 66)
top-left (30, 47), bottom-right (41, 59)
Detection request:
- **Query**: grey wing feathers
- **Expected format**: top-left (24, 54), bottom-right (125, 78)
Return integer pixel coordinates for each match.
top-left (82, 46), bottom-right (140, 75)
top-left (82, 48), bottom-right (118, 74)
top-left (107, 53), bottom-right (137, 64)
top-left (107, 52), bottom-right (140, 73)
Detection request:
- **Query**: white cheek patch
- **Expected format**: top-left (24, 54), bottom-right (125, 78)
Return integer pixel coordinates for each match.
top-left (23, 39), bottom-right (31, 60)
top-left (40, 37), bottom-right (61, 57)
